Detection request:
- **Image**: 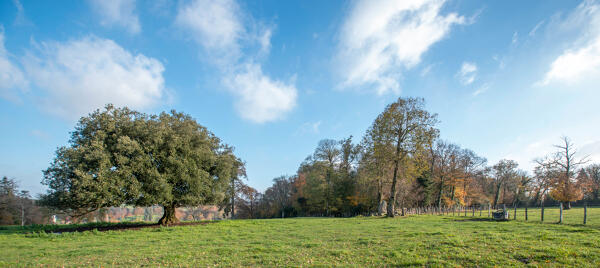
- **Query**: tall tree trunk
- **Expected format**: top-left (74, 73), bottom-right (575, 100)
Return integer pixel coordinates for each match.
top-left (436, 176), bottom-right (444, 208)
top-left (326, 168), bottom-right (331, 217)
top-left (387, 136), bottom-right (402, 218)
top-left (532, 189), bottom-right (541, 207)
top-left (377, 177), bottom-right (383, 216)
top-left (493, 183), bottom-right (502, 208)
top-left (230, 178), bottom-right (235, 219)
top-left (158, 204), bottom-right (179, 225)
top-left (21, 202), bottom-right (25, 226)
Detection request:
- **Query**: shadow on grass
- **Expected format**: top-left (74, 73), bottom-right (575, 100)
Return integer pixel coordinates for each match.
top-left (450, 217), bottom-right (498, 222)
top-left (0, 221), bottom-right (216, 234)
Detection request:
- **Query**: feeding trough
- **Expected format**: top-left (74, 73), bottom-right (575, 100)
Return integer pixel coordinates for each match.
top-left (492, 205), bottom-right (509, 221)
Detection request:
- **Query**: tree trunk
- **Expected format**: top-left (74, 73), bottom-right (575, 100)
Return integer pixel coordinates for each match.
top-left (493, 183), bottom-right (502, 208)
top-left (21, 202), bottom-right (25, 226)
top-left (436, 177), bottom-right (444, 208)
top-left (559, 202), bottom-right (563, 223)
top-left (377, 178), bottom-right (383, 216)
top-left (159, 204), bottom-right (179, 225)
top-left (387, 132), bottom-right (403, 218)
top-left (231, 178), bottom-right (235, 219)
top-left (564, 201), bottom-right (571, 210)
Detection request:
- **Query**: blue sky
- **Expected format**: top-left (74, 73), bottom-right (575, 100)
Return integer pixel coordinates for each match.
top-left (2, 0), bottom-right (600, 195)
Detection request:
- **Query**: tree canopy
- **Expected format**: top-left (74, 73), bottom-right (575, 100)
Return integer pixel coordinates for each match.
top-left (41, 105), bottom-right (242, 225)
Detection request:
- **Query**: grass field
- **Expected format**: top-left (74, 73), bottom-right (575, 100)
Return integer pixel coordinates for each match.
top-left (1, 207), bottom-right (599, 267)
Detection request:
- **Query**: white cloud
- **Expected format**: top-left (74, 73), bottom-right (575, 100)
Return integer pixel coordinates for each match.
top-left (501, 138), bottom-right (555, 172)
top-left (420, 64), bottom-right (434, 77)
top-left (503, 137), bottom-right (600, 174)
top-left (225, 63), bottom-right (297, 123)
top-left (541, 1), bottom-right (600, 85)
top-left (528, 20), bottom-right (544, 37)
top-left (176, 0), bottom-right (297, 123)
top-left (542, 38), bottom-right (600, 85)
top-left (511, 31), bottom-right (518, 45)
top-left (297, 120), bottom-right (322, 135)
top-left (337, 0), bottom-right (465, 95)
top-left (22, 36), bottom-right (166, 119)
top-left (12, 0), bottom-right (32, 26)
top-left (90, 0), bottom-right (141, 34)
top-left (580, 140), bottom-right (600, 164)
top-left (30, 129), bottom-right (49, 140)
top-left (492, 54), bottom-right (506, 69)
top-left (472, 82), bottom-right (490, 97)
top-left (457, 62), bottom-right (477, 85)
top-left (0, 29), bottom-right (28, 101)
top-left (175, 0), bottom-right (242, 64)
top-left (257, 28), bottom-right (272, 57)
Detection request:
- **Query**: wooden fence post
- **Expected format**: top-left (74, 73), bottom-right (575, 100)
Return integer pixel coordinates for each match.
top-left (541, 202), bottom-right (544, 222)
top-left (584, 203), bottom-right (587, 225)
top-left (559, 203), bottom-right (563, 224)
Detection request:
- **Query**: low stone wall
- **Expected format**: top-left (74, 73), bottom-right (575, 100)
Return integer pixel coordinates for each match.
top-left (54, 205), bottom-right (225, 224)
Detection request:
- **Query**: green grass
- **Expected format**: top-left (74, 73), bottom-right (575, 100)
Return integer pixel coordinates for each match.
top-left (1, 207), bottom-right (599, 267)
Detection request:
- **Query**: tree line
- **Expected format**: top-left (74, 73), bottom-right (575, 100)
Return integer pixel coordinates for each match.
top-left (230, 97), bottom-right (600, 219)
top-left (4, 97), bottom-right (598, 225)
top-left (0, 176), bottom-right (50, 225)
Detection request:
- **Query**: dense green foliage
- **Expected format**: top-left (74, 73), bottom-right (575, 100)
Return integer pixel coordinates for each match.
top-left (239, 98), bottom-right (599, 219)
top-left (40, 105), bottom-right (242, 224)
top-left (1, 208), bottom-right (599, 266)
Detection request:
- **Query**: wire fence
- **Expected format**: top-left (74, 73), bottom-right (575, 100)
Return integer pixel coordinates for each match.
top-left (400, 204), bottom-right (599, 228)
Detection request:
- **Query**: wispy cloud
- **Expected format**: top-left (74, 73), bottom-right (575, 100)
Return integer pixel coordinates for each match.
top-left (457, 62), bottom-right (477, 85)
top-left (528, 20), bottom-right (545, 37)
top-left (511, 31), bottom-right (518, 45)
top-left (12, 0), bottom-right (32, 26)
top-left (89, 0), bottom-right (141, 34)
top-left (297, 121), bottom-right (322, 135)
top-left (22, 36), bottom-right (166, 119)
top-left (472, 82), bottom-right (490, 97)
top-left (30, 129), bottom-right (49, 140)
top-left (491, 55), bottom-right (503, 70)
top-left (176, 0), bottom-right (297, 123)
top-left (336, 0), bottom-right (465, 95)
top-left (420, 64), bottom-right (435, 77)
top-left (0, 28), bottom-right (28, 101)
top-left (540, 1), bottom-right (600, 85)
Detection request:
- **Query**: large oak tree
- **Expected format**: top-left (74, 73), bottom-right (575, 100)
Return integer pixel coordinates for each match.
top-left (41, 105), bottom-right (240, 225)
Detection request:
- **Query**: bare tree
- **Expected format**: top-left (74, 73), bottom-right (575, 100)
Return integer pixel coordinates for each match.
top-left (537, 137), bottom-right (588, 209)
